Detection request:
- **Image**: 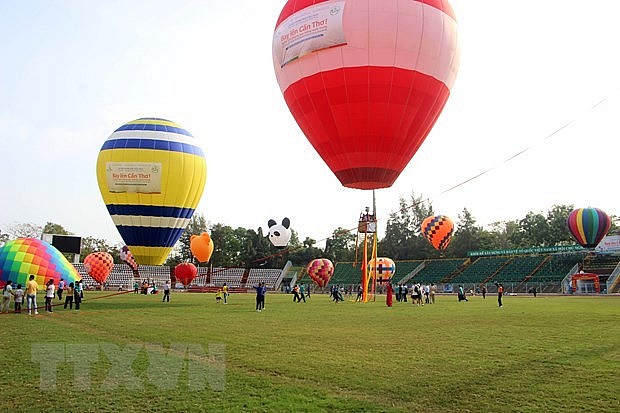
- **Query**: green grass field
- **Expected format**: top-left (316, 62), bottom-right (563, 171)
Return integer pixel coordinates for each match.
top-left (1, 291), bottom-right (618, 412)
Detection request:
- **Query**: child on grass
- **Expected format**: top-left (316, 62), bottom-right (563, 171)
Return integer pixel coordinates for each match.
top-left (14, 284), bottom-right (24, 313)
top-left (215, 289), bottom-right (223, 303)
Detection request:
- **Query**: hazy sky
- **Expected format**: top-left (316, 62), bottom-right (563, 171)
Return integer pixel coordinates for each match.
top-left (1, 0), bottom-right (618, 248)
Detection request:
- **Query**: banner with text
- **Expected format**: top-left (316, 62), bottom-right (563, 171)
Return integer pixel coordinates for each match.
top-left (468, 245), bottom-right (584, 257)
top-left (273, 1), bottom-right (346, 68)
top-left (595, 235), bottom-right (620, 253)
top-left (105, 162), bottom-right (162, 194)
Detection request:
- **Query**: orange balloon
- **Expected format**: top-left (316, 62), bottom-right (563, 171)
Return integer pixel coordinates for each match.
top-left (190, 233), bottom-right (214, 263)
top-left (421, 215), bottom-right (455, 250)
top-left (83, 251), bottom-right (114, 284)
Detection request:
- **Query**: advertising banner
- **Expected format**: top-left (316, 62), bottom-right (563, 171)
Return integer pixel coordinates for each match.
top-left (105, 162), bottom-right (162, 194)
top-left (273, 1), bottom-right (346, 67)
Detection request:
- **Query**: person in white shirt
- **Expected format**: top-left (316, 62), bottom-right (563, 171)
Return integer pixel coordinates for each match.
top-left (13, 284), bottom-right (24, 313)
top-left (1, 281), bottom-right (13, 313)
top-left (57, 278), bottom-right (65, 300)
top-left (45, 280), bottom-right (55, 313)
top-left (162, 280), bottom-right (171, 302)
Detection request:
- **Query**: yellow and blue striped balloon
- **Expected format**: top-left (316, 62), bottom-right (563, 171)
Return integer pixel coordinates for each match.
top-left (96, 118), bottom-right (207, 265)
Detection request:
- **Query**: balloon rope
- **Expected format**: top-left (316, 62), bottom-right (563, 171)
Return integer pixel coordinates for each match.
top-left (213, 95), bottom-right (614, 278)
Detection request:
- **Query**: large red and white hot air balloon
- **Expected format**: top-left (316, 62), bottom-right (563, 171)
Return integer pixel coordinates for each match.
top-left (273, 0), bottom-right (460, 190)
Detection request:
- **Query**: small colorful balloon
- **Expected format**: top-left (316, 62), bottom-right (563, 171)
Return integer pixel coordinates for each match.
top-left (190, 233), bottom-right (214, 263)
top-left (421, 215), bottom-right (455, 250)
top-left (83, 252), bottom-right (114, 284)
top-left (306, 258), bottom-right (334, 288)
top-left (368, 257), bottom-right (396, 283)
top-left (120, 245), bottom-right (138, 271)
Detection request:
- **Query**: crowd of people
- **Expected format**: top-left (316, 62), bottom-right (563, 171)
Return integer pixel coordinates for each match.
top-left (1, 275), bottom-right (511, 317)
top-left (1, 275), bottom-right (84, 315)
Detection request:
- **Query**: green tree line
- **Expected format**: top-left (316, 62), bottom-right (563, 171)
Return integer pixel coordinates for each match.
top-left (1, 194), bottom-right (617, 268)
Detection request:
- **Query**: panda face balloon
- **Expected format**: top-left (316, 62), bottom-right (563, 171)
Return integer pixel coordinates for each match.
top-left (268, 218), bottom-right (291, 248)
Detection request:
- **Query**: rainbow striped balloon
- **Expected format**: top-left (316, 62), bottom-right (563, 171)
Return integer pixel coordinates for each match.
top-left (567, 208), bottom-right (611, 248)
top-left (0, 238), bottom-right (79, 289)
top-left (96, 118), bottom-right (207, 265)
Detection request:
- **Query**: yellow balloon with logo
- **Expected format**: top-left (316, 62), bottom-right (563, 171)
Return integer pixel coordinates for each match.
top-left (96, 118), bottom-right (207, 265)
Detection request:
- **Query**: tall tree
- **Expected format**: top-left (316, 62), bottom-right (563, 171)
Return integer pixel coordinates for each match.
top-left (546, 204), bottom-right (574, 245)
top-left (7, 222), bottom-right (43, 238)
top-left (79, 237), bottom-right (120, 262)
top-left (178, 213), bottom-right (209, 262)
top-left (516, 211), bottom-right (549, 247)
top-left (209, 224), bottom-right (245, 267)
top-left (324, 227), bottom-right (356, 262)
top-left (448, 208), bottom-right (482, 257)
top-left (42, 222), bottom-right (72, 235)
top-left (381, 193), bottom-right (434, 260)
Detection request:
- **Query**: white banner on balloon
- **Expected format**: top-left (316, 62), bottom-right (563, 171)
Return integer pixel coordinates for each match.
top-left (105, 162), bottom-right (162, 194)
top-left (273, 1), bottom-right (346, 68)
top-left (595, 235), bottom-right (620, 253)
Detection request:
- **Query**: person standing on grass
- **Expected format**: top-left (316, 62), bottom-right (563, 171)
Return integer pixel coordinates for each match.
top-left (355, 284), bottom-right (363, 302)
top-left (26, 275), bottom-right (39, 316)
top-left (57, 278), bottom-right (65, 300)
top-left (74, 280), bottom-right (82, 311)
top-left (299, 284), bottom-right (306, 302)
top-left (13, 284), bottom-right (24, 314)
top-left (162, 280), bottom-right (170, 302)
top-left (495, 282), bottom-right (504, 308)
top-left (458, 285), bottom-right (468, 302)
top-left (481, 284), bottom-right (487, 299)
top-left (134, 281), bottom-right (139, 294)
top-left (254, 282), bottom-right (266, 312)
top-left (222, 283), bottom-right (229, 304)
top-left (45, 279), bottom-right (55, 313)
top-left (64, 283), bottom-right (74, 310)
top-left (2, 280), bottom-right (13, 313)
top-left (386, 282), bottom-right (393, 307)
top-left (430, 283), bottom-right (436, 304)
top-left (292, 284), bottom-right (301, 302)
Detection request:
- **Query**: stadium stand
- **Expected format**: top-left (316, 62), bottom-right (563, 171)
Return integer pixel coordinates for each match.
top-left (448, 256), bottom-right (509, 285)
top-left (491, 255), bottom-right (547, 284)
top-left (192, 266), bottom-right (210, 286)
top-left (392, 260), bottom-right (424, 284)
top-left (583, 254), bottom-right (620, 274)
top-left (210, 267), bottom-right (245, 288)
top-left (528, 254), bottom-right (583, 283)
top-left (329, 262), bottom-right (362, 286)
top-left (246, 268), bottom-right (283, 289)
top-left (412, 258), bottom-right (467, 284)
